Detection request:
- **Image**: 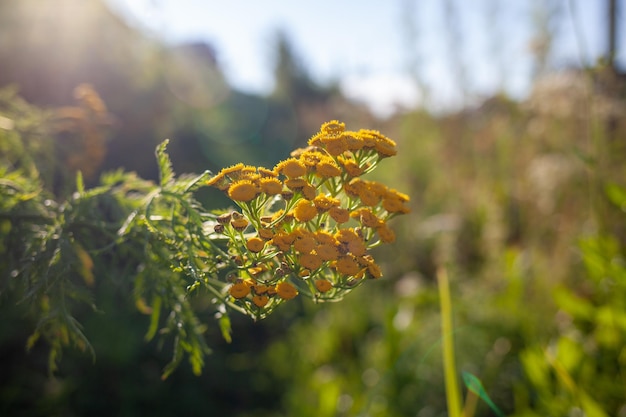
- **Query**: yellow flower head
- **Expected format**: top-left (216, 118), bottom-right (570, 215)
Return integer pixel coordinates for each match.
top-left (376, 223), bottom-right (396, 243)
top-left (285, 178), bottom-right (308, 190)
top-left (275, 158), bottom-right (307, 178)
top-left (231, 216), bottom-right (249, 231)
top-left (299, 253), bottom-right (323, 270)
top-left (316, 243), bottom-right (339, 261)
top-left (218, 163), bottom-right (245, 177)
top-left (252, 294), bottom-right (269, 307)
top-left (347, 238), bottom-right (367, 257)
top-left (328, 206), bottom-right (350, 224)
top-left (367, 262), bottom-right (383, 279)
top-left (228, 180), bottom-right (259, 202)
top-left (313, 194), bottom-right (340, 213)
top-left (276, 281), bottom-right (299, 300)
top-left (335, 228), bottom-right (360, 244)
top-left (253, 283), bottom-right (269, 294)
top-left (259, 177), bottom-right (283, 195)
top-left (293, 200), bottom-right (317, 222)
top-left (344, 178), bottom-right (365, 197)
top-left (372, 132), bottom-right (397, 157)
top-left (294, 236), bottom-right (317, 253)
top-left (229, 282), bottom-right (251, 299)
top-left (246, 237), bottom-right (265, 253)
top-left (321, 136), bottom-right (348, 156)
top-left (301, 183), bottom-right (317, 200)
top-left (206, 171), bottom-right (231, 191)
top-left (258, 228), bottom-right (274, 240)
top-left (299, 149), bottom-right (324, 168)
top-left (316, 158), bottom-right (342, 178)
top-left (337, 155), bottom-right (363, 177)
top-left (358, 185), bottom-right (382, 207)
top-left (343, 132), bottom-right (365, 151)
top-left (382, 196), bottom-right (410, 214)
top-left (321, 120), bottom-right (346, 135)
top-left (315, 279), bottom-right (333, 293)
top-left (314, 230), bottom-right (337, 245)
top-left (257, 167), bottom-right (277, 178)
top-left (358, 130), bottom-right (377, 148)
top-left (335, 255), bottom-right (362, 276)
top-left (351, 208), bottom-right (382, 228)
top-left (216, 212), bottom-right (232, 224)
top-left (271, 231), bottom-right (296, 251)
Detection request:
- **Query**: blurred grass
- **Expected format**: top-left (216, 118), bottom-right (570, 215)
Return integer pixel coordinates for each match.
top-left (1, 1), bottom-right (625, 414)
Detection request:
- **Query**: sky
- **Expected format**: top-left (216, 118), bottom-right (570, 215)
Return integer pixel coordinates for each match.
top-left (106, 0), bottom-right (623, 117)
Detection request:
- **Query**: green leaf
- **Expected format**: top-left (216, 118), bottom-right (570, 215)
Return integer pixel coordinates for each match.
top-left (155, 139), bottom-right (174, 188)
top-left (161, 336), bottom-right (184, 380)
top-left (145, 296), bottom-right (162, 342)
top-left (462, 372), bottom-right (505, 417)
top-left (553, 286), bottom-right (594, 320)
top-left (606, 183), bottom-right (626, 210)
top-left (76, 170), bottom-right (84, 194)
top-left (218, 313), bottom-right (232, 344)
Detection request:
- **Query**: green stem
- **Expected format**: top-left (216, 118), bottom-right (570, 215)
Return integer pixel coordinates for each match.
top-left (437, 266), bottom-right (462, 417)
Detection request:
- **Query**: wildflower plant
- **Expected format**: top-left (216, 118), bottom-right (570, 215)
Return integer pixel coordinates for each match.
top-left (1, 116), bottom-right (409, 378)
top-left (204, 120), bottom-right (409, 318)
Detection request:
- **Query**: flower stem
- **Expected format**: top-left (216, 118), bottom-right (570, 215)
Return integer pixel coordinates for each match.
top-left (437, 266), bottom-right (462, 417)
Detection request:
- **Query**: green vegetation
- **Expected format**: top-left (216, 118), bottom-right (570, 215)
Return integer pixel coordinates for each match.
top-left (1, 1), bottom-right (625, 416)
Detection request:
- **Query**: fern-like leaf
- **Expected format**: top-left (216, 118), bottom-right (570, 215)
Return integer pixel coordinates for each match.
top-left (155, 139), bottom-right (174, 188)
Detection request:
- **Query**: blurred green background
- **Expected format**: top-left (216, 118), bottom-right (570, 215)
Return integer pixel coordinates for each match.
top-left (1, 0), bottom-right (625, 416)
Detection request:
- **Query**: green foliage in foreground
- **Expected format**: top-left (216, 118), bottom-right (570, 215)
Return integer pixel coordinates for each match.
top-left (2, 81), bottom-right (626, 417)
top-left (0, 89), bottom-right (409, 380)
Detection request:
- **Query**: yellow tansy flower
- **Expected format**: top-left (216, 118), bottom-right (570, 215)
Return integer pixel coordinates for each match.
top-left (229, 282), bottom-right (250, 299)
top-left (228, 180), bottom-right (259, 202)
top-left (373, 134), bottom-right (397, 157)
top-left (313, 194), bottom-right (340, 212)
top-left (257, 167), bottom-right (277, 177)
top-left (293, 200), bottom-right (317, 222)
top-left (367, 262), bottom-right (383, 278)
top-left (316, 243), bottom-right (339, 261)
top-left (299, 148), bottom-right (324, 167)
top-left (335, 228), bottom-right (360, 243)
top-left (321, 120), bottom-right (345, 135)
top-left (328, 207), bottom-right (350, 223)
top-left (275, 158), bottom-right (307, 178)
top-left (343, 133), bottom-right (365, 151)
top-left (338, 156), bottom-right (363, 177)
top-left (316, 158), bottom-right (342, 178)
top-left (322, 136), bottom-right (348, 156)
top-left (252, 295), bottom-right (269, 307)
top-left (351, 208), bottom-right (382, 228)
top-left (315, 279), bottom-right (333, 293)
top-left (276, 281), bottom-right (299, 300)
top-left (259, 177), bottom-right (283, 195)
top-left (382, 196), bottom-right (410, 214)
top-left (271, 231), bottom-right (296, 251)
top-left (219, 163), bottom-right (245, 176)
top-left (335, 255), bottom-right (361, 276)
top-left (299, 253), bottom-right (323, 270)
top-left (294, 236), bottom-right (317, 253)
top-left (246, 237), bottom-right (265, 253)
top-left (347, 238), bottom-right (367, 257)
top-left (253, 283), bottom-right (269, 294)
top-left (258, 228), bottom-right (274, 240)
top-left (376, 223), bottom-right (396, 243)
top-left (301, 184), bottom-right (317, 200)
top-left (285, 178), bottom-right (307, 190)
top-left (358, 186), bottom-right (381, 207)
top-left (314, 230), bottom-right (337, 245)
top-left (231, 216), bottom-right (249, 231)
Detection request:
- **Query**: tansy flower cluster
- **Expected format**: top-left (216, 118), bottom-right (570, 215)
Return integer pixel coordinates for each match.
top-left (206, 120), bottom-right (409, 319)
